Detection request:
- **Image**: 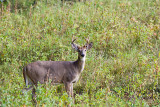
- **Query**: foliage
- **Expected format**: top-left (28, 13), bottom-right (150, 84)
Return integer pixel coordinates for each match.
top-left (0, 0), bottom-right (160, 106)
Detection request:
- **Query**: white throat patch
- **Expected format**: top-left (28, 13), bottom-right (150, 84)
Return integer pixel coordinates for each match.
top-left (80, 56), bottom-right (86, 72)
top-left (80, 56), bottom-right (86, 62)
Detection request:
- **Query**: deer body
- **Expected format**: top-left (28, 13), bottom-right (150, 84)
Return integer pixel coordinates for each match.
top-left (22, 38), bottom-right (92, 104)
top-left (24, 60), bottom-right (84, 86)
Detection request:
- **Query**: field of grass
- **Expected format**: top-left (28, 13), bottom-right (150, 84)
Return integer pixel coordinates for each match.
top-left (0, 0), bottom-right (160, 106)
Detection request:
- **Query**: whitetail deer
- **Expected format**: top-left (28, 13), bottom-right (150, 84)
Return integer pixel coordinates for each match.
top-left (22, 37), bottom-right (93, 104)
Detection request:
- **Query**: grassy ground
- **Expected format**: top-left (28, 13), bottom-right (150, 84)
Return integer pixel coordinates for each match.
top-left (0, 0), bottom-right (160, 106)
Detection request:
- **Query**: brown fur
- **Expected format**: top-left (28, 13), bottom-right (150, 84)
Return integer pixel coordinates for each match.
top-left (22, 39), bottom-right (93, 104)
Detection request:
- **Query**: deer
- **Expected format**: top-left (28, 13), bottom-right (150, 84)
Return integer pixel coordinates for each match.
top-left (22, 37), bottom-right (93, 104)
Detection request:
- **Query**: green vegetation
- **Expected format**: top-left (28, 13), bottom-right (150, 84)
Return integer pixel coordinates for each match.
top-left (0, 0), bottom-right (160, 106)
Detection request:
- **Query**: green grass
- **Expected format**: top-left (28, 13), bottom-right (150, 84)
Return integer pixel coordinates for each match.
top-left (0, 0), bottom-right (160, 106)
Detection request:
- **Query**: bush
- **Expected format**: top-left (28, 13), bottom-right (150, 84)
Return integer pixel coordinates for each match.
top-left (0, 0), bottom-right (160, 106)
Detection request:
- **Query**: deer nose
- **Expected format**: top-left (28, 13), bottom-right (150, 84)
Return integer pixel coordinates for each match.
top-left (81, 54), bottom-right (85, 57)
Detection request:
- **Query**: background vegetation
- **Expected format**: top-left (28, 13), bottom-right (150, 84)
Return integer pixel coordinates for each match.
top-left (0, 0), bottom-right (160, 106)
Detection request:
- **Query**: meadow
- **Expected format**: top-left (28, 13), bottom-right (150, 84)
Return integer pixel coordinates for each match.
top-left (0, 0), bottom-right (160, 106)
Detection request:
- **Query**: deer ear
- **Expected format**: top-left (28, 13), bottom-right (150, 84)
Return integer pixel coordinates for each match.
top-left (71, 43), bottom-right (79, 51)
top-left (87, 42), bottom-right (93, 50)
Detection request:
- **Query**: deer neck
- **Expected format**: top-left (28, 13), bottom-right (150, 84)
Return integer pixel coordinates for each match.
top-left (74, 56), bottom-right (86, 73)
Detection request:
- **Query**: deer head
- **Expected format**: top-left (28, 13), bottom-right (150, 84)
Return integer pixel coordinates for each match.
top-left (71, 37), bottom-right (93, 60)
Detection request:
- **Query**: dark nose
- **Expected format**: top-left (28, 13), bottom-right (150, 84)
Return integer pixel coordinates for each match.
top-left (81, 54), bottom-right (85, 57)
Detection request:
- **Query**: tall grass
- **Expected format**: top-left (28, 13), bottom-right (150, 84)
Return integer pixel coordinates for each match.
top-left (0, 0), bottom-right (160, 106)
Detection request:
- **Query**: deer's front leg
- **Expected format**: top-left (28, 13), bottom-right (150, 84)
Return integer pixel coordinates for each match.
top-left (70, 83), bottom-right (73, 97)
top-left (64, 82), bottom-right (73, 97)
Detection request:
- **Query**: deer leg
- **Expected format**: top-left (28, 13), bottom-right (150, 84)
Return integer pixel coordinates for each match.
top-left (64, 82), bottom-right (73, 97)
top-left (32, 87), bottom-right (37, 105)
top-left (70, 83), bottom-right (75, 104)
top-left (65, 82), bottom-right (75, 105)
top-left (70, 83), bottom-right (73, 97)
